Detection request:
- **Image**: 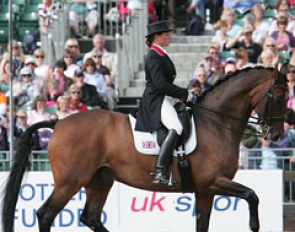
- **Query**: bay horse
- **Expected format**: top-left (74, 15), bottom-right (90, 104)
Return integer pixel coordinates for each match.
top-left (2, 66), bottom-right (288, 232)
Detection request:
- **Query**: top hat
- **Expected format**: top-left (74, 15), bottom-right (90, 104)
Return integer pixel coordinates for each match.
top-left (145, 20), bottom-right (172, 37)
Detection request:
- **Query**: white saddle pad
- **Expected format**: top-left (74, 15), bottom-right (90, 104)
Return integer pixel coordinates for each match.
top-left (129, 114), bottom-right (197, 156)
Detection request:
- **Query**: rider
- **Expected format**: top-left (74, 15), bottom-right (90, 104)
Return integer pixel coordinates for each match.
top-left (135, 20), bottom-right (195, 185)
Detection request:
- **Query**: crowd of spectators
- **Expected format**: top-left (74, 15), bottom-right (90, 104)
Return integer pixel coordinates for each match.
top-left (186, 1), bottom-right (295, 170)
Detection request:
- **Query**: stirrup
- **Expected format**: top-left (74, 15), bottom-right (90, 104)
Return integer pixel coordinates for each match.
top-left (152, 170), bottom-right (169, 185)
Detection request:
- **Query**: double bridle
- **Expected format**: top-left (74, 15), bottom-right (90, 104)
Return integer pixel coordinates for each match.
top-left (193, 78), bottom-right (288, 137)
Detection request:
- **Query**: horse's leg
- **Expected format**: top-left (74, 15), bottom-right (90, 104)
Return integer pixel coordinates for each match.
top-left (37, 185), bottom-right (80, 232)
top-left (210, 177), bottom-right (259, 232)
top-left (195, 193), bottom-right (214, 232)
top-left (80, 168), bottom-right (114, 232)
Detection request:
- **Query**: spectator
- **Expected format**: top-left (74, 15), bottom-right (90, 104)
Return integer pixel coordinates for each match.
top-left (212, 20), bottom-right (233, 52)
top-left (0, 92), bottom-right (7, 117)
top-left (286, 61), bottom-right (295, 109)
top-left (235, 47), bottom-right (254, 69)
top-left (63, 49), bottom-right (80, 79)
top-left (223, 0), bottom-right (259, 15)
top-left (206, 0), bottom-right (223, 24)
top-left (83, 58), bottom-right (107, 104)
top-left (33, 48), bottom-right (49, 80)
top-left (64, 38), bottom-right (83, 66)
top-left (27, 96), bottom-right (50, 125)
top-left (257, 37), bottom-right (280, 65)
top-left (89, 50), bottom-right (118, 110)
top-left (69, 0), bottom-right (99, 38)
top-left (0, 60), bottom-right (17, 94)
top-left (38, 0), bottom-right (60, 34)
top-left (85, 34), bottom-right (118, 82)
top-left (44, 80), bottom-right (59, 108)
top-left (73, 68), bottom-right (106, 108)
top-left (191, 66), bottom-right (210, 91)
top-left (67, 84), bottom-right (87, 113)
top-left (215, 8), bottom-right (242, 38)
top-left (8, 67), bottom-right (41, 108)
top-left (268, 2), bottom-right (295, 37)
top-left (251, 4), bottom-right (270, 46)
top-left (56, 95), bottom-right (73, 119)
top-left (24, 57), bottom-right (44, 89)
top-left (270, 16), bottom-right (295, 53)
top-left (259, 50), bottom-right (276, 67)
top-left (225, 24), bottom-right (262, 63)
top-left (187, 78), bottom-right (203, 96)
top-left (186, 0), bottom-right (205, 23)
top-left (14, 110), bottom-right (40, 150)
top-left (43, 60), bottom-right (73, 98)
top-left (224, 57), bottom-right (237, 75)
top-left (0, 40), bottom-right (26, 77)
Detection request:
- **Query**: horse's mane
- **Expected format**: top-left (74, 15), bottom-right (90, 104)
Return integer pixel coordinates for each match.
top-left (197, 66), bottom-right (274, 102)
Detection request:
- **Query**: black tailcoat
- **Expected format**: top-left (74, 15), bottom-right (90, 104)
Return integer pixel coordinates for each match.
top-left (135, 46), bottom-right (188, 132)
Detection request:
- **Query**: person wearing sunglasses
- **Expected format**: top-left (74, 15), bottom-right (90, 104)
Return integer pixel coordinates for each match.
top-left (257, 37), bottom-right (280, 65)
top-left (64, 38), bottom-right (83, 66)
top-left (68, 84), bottom-right (87, 113)
top-left (33, 48), bottom-right (49, 80)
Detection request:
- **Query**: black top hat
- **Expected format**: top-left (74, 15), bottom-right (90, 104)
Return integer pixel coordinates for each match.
top-left (145, 20), bottom-right (172, 37)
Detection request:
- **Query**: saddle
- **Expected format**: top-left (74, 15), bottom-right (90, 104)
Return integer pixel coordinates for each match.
top-left (129, 102), bottom-right (197, 156)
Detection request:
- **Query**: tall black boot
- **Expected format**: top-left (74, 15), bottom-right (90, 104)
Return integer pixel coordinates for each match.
top-left (153, 129), bottom-right (179, 185)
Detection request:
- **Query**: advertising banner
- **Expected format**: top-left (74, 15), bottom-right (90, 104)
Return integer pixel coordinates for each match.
top-left (0, 170), bottom-right (283, 232)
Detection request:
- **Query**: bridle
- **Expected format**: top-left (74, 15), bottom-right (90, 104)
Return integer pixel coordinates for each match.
top-left (193, 76), bottom-right (288, 137)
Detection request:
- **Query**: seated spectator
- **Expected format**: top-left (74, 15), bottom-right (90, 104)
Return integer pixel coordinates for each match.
top-left (259, 50), bottom-right (276, 67)
top-left (235, 47), bottom-right (254, 69)
top-left (83, 58), bottom-right (107, 104)
top-left (248, 137), bottom-right (281, 169)
top-left (27, 96), bottom-right (50, 125)
top-left (67, 84), bottom-right (87, 113)
top-left (69, 0), bottom-right (99, 37)
top-left (90, 50), bottom-right (118, 110)
top-left (223, 0), bottom-right (259, 15)
top-left (39, 0), bottom-right (61, 34)
top-left (214, 8), bottom-right (242, 38)
top-left (84, 34), bottom-right (118, 81)
top-left (257, 37), bottom-right (280, 65)
top-left (186, 0), bottom-right (205, 23)
top-left (270, 16), bottom-right (295, 53)
top-left (268, 2), bottom-right (295, 37)
top-left (0, 40), bottom-right (26, 77)
top-left (286, 60), bottom-right (295, 108)
top-left (64, 38), bottom-right (83, 66)
top-left (56, 95), bottom-right (73, 119)
top-left (14, 110), bottom-right (40, 150)
top-left (191, 67), bottom-right (210, 91)
top-left (0, 60), bottom-right (17, 94)
top-left (224, 57), bottom-right (237, 75)
top-left (44, 80), bottom-right (59, 108)
top-left (212, 20), bottom-right (232, 52)
top-left (63, 49), bottom-right (80, 79)
top-left (73, 68), bottom-right (106, 108)
top-left (33, 48), bottom-right (50, 81)
top-left (225, 24), bottom-right (262, 63)
top-left (8, 67), bottom-right (41, 108)
top-left (43, 60), bottom-right (73, 97)
top-left (187, 79), bottom-right (203, 96)
top-left (251, 4), bottom-right (270, 46)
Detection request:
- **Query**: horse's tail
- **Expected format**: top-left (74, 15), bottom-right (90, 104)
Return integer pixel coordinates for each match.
top-left (2, 119), bottom-right (57, 232)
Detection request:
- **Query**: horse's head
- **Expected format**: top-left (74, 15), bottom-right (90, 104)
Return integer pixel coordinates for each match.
top-left (253, 64), bottom-right (288, 141)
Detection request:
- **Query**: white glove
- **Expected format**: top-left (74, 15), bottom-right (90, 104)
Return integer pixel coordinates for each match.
top-left (187, 91), bottom-right (194, 102)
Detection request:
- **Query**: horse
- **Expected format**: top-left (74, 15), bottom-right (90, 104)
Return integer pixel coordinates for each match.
top-left (2, 66), bottom-right (288, 232)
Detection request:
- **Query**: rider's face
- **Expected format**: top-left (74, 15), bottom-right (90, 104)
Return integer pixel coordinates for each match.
top-left (154, 32), bottom-right (171, 47)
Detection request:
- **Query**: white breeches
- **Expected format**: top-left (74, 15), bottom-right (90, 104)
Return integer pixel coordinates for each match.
top-left (161, 96), bottom-right (183, 135)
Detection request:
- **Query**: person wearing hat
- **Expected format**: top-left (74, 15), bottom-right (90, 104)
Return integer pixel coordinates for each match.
top-left (224, 24), bottom-right (262, 63)
top-left (73, 68), bottom-right (107, 109)
top-left (8, 67), bottom-right (41, 108)
top-left (135, 20), bottom-right (196, 185)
